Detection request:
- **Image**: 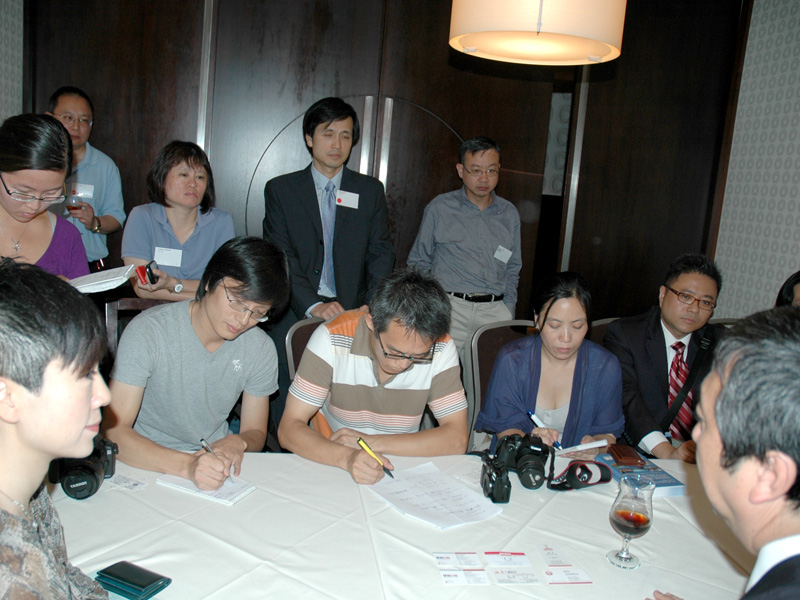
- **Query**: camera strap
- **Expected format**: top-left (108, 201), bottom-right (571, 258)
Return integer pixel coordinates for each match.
top-left (545, 447), bottom-right (613, 492)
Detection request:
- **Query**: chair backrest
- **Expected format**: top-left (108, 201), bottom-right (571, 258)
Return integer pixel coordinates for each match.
top-left (286, 317), bottom-right (324, 380)
top-left (469, 320), bottom-right (535, 432)
top-left (589, 317), bottom-right (620, 345)
top-left (105, 298), bottom-right (169, 358)
top-left (708, 317), bottom-right (738, 328)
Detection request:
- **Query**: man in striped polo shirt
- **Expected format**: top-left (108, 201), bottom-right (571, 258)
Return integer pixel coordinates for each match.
top-left (278, 270), bottom-right (468, 484)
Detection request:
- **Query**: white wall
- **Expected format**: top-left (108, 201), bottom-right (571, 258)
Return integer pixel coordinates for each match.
top-left (715, 0), bottom-right (800, 317)
top-left (0, 0), bottom-right (23, 121)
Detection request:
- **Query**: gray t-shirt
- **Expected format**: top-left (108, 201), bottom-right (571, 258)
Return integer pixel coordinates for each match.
top-left (111, 301), bottom-right (277, 451)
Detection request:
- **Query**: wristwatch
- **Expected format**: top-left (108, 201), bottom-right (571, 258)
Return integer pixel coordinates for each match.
top-left (91, 217), bottom-right (102, 233)
top-left (171, 279), bottom-right (184, 294)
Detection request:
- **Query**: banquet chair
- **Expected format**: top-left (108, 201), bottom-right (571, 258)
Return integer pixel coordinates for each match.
top-left (468, 320), bottom-right (535, 449)
top-left (285, 317), bottom-right (324, 380)
top-left (589, 317), bottom-right (619, 345)
top-left (105, 298), bottom-right (168, 359)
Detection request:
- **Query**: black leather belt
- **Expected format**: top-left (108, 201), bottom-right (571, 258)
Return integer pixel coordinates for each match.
top-left (449, 292), bottom-right (504, 303)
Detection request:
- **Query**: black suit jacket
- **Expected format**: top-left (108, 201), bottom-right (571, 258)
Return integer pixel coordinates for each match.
top-left (743, 554), bottom-right (800, 599)
top-left (263, 164), bottom-right (395, 317)
top-left (603, 306), bottom-right (719, 446)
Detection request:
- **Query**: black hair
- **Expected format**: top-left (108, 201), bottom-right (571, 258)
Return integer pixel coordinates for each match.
top-left (0, 259), bottom-right (105, 394)
top-left (0, 113), bottom-right (73, 177)
top-left (146, 141), bottom-right (216, 214)
top-left (458, 136), bottom-right (501, 165)
top-left (302, 97), bottom-right (360, 156)
top-left (197, 236), bottom-right (290, 317)
top-left (532, 271), bottom-right (592, 328)
top-left (776, 270), bottom-right (800, 307)
top-left (368, 270), bottom-right (451, 342)
top-left (711, 306), bottom-right (800, 506)
top-left (48, 86), bottom-right (95, 116)
top-left (665, 253), bottom-right (723, 295)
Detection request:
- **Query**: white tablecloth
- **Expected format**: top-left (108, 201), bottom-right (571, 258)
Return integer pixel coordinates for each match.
top-left (54, 454), bottom-right (753, 599)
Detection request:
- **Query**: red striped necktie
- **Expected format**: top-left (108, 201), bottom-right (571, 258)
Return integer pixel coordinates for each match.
top-left (668, 341), bottom-right (694, 441)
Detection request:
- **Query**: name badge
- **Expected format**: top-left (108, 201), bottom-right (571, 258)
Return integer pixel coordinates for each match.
top-left (336, 190), bottom-right (359, 209)
top-left (69, 183), bottom-right (94, 199)
top-left (154, 247), bottom-right (182, 267)
top-left (494, 245), bottom-right (512, 264)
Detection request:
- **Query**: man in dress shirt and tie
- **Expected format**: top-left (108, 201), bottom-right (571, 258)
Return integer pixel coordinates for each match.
top-left (604, 254), bottom-right (724, 462)
top-left (649, 306), bottom-right (800, 600)
top-left (407, 137), bottom-right (521, 432)
top-left (263, 97), bottom-right (394, 429)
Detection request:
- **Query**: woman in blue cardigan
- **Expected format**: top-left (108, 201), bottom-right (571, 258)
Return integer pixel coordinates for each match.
top-left (475, 272), bottom-right (624, 459)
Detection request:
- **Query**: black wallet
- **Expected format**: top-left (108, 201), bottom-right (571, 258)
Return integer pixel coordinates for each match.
top-left (95, 561), bottom-right (171, 600)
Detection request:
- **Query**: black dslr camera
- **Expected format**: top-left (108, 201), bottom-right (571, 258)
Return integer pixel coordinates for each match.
top-left (49, 435), bottom-right (118, 500)
top-left (481, 434), bottom-right (549, 503)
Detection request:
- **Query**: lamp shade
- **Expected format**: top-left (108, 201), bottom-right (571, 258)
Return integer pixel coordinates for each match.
top-left (449, 0), bottom-right (627, 66)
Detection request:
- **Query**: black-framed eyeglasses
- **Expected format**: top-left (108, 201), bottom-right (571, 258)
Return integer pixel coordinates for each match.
top-left (462, 166), bottom-right (499, 178)
top-left (0, 173), bottom-right (66, 205)
top-left (223, 282), bottom-right (270, 323)
top-left (665, 286), bottom-right (717, 311)
top-left (376, 333), bottom-right (435, 364)
top-left (53, 112), bottom-right (93, 127)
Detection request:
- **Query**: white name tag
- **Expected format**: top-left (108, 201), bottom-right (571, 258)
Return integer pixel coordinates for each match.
top-left (154, 247), bottom-right (182, 267)
top-left (494, 245), bottom-right (512, 264)
top-left (336, 190), bottom-right (359, 209)
top-left (69, 182), bottom-right (94, 199)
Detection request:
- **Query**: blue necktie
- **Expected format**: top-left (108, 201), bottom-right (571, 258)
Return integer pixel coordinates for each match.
top-left (320, 181), bottom-right (337, 296)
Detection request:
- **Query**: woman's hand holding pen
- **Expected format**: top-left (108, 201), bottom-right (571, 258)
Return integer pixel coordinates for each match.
top-left (530, 426), bottom-right (560, 447)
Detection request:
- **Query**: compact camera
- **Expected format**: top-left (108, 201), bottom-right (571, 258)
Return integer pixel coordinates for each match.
top-left (481, 434), bottom-right (549, 503)
top-left (49, 435), bottom-right (118, 500)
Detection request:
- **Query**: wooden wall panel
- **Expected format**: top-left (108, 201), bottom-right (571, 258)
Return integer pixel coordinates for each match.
top-left (26, 0), bottom-right (205, 267)
top-left (567, 0), bottom-right (742, 319)
top-left (210, 0), bottom-right (385, 235)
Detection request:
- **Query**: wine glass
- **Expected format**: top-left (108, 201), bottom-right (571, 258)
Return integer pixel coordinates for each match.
top-left (606, 474), bottom-right (655, 569)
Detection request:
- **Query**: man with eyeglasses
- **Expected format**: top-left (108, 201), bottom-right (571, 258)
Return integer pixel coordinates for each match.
top-left (407, 136), bottom-right (521, 437)
top-left (604, 253), bottom-right (724, 463)
top-left (103, 237), bottom-right (290, 490)
top-left (278, 270), bottom-right (468, 484)
top-left (46, 86), bottom-right (125, 271)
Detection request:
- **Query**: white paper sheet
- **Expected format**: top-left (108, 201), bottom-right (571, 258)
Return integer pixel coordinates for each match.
top-left (368, 462), bottom-right (501, 529)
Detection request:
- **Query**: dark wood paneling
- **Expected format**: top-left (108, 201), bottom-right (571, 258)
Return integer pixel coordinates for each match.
top-left (210, 0), bottom-right (385, 235)
top-left (567, 0), bottom-right (742, 319)
top-left (26, 0), bottom-right (205, 267)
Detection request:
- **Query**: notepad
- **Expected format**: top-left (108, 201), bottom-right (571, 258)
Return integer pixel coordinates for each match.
top-left (554, 439), bottom-right (608, 456)
top-left (70, 265), bottom-right (135, 293)
top-left (156, 474), bottom-right (256, 506)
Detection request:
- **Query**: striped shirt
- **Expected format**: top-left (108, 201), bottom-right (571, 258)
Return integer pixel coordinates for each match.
top-left (290, 310), bottom-right (467, 435)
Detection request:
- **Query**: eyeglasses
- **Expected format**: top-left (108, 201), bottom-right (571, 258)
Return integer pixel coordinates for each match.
top-left (53, 112), bottom-right (93, 127)
top-left (462, 166), bottom-right (499, 178)
top-left (665, 286), bottom-right (717, 311)
top-left (0, 173), bottom-right (66, 205)
top-left (376, 334), bottom-right (434, 364)
top-left (223, 283), bottom-right (270, 323)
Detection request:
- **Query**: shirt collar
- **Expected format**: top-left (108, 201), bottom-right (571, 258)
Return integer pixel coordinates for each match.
top-left (311, 163), bottom-right (344, 193)
top-left (660, 319), bottom-right (691, 352)
top-left (458, 186), bottom-right (499, 212)
top-left (746, 534), bottom-right (800, 591)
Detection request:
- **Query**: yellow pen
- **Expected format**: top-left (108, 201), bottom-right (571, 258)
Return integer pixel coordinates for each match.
top-left (356, 437), bottom-right (394, 479)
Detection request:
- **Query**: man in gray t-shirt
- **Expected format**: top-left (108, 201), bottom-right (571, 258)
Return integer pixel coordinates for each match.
top-left (104, 237), bottom-right (290, 490)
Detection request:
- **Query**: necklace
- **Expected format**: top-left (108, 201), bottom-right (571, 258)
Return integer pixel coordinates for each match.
top-left (4, 220), bottom-right (30, 255)
top-left (0, 487), bottom-right (32, 520)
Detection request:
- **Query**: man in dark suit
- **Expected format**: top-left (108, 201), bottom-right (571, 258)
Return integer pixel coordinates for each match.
top-left (648, 307), bottom-right (800, 600)
top-left (604, 254), bottom-right (723, 462)
top-left (263, 97), bottom-right (394, 427)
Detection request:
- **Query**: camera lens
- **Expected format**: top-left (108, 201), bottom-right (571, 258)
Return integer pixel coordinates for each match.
top-left (61, 467), bottom-right (101, 500)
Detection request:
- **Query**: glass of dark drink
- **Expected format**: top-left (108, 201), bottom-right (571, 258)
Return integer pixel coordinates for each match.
top-left (66, 195), bottom-right (82, 215)
top-left (606, 474), bottom-right (655, 569)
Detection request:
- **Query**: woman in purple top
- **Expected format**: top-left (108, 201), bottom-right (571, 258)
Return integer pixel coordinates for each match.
top-left (475, 272), bottom-right (624, 459)
top-left (0, 114), bottom-right (88, 279)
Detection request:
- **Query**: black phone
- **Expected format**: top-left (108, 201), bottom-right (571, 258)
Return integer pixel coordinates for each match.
top-left (144, 260), bottom-right (159, 284)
